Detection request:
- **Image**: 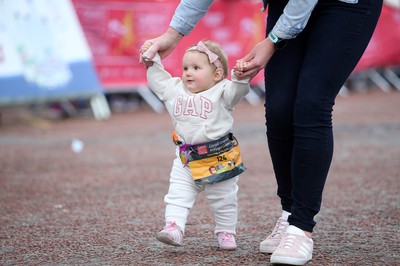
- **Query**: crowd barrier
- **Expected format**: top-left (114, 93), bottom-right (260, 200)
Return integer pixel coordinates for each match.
top-left (2, 1), bottom-right (397, 117)
top-left (355, 4), bottom-right (400, 72)
top-left (344, 4), bottom-right (400, 93)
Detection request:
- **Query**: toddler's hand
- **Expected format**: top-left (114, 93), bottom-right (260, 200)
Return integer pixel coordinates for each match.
top-left (142, 57), bottom-right (154, 68)
top-left (140, 43), bottom-right (154, 68)
top-left (233, 61), bottom-right (250, 76)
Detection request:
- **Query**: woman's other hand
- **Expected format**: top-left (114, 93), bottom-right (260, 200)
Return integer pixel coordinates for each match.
top-left (233, 38), bottom-right (275, 80)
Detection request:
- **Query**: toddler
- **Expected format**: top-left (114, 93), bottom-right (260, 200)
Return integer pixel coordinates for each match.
top-left (141, 40), bottom-right (250, 250)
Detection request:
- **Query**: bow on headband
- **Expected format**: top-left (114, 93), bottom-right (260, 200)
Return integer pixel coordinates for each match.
top-left (187, 41), bottom-right (223, 69)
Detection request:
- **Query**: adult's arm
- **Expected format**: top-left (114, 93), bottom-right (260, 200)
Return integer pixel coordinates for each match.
top-left (272, 0), bottom-right (318, 39)
top-left (139, 0), bottom-right (214, 62)
top-left (170, 0), bottom-right (215, 36)
top-left (170, 0), bottom-right (318, 39)
top-left (234, 0), bottom-right (319, 80)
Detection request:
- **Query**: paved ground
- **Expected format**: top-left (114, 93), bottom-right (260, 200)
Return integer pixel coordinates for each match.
top-left (0, 89), bottom-right (399, 265)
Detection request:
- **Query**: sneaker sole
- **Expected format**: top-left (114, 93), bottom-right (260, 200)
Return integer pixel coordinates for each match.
top-left (219, 245), bottom-right (237, 251)
top-left (156, 233), bottom-right (182, 246)
top-left (270, 255), bottom-right (312, 265)
top-left (259, 244), bottom-right (276, 254)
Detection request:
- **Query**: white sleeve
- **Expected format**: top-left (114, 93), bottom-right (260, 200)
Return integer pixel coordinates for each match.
top-left (145, 53), bottom-right (179, 101)
top-left (222, 70), bottom-right (250, 109)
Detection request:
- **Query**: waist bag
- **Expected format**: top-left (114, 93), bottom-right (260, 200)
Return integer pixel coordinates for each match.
top-left (176, 132), bottom-right (246, 185)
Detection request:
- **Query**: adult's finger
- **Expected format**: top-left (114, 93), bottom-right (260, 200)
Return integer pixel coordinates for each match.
top-left (144, 44), bottom-right (159, 60)
top-left (236, 61), bottom-right (261, 80)
top-left (139, 42), bottom-right (158, 64)
top-left (236, 52), bottom-right (255, 64)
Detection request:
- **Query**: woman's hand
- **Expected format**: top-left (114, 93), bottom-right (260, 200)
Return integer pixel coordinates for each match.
top-left (139, 27), bottom-right (184, 64)
top-left (233, 38), bottom-right (275, 80)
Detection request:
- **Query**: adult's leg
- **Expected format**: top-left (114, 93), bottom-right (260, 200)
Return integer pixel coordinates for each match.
top-left (265, 0), bottom-right (307, 213)
top-left (287, 0), bottom-right (383, 232)
top-left (265, 0), bottom-right (382, 232)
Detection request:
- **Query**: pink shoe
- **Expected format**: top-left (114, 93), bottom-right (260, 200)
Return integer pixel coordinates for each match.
top-left (217, 232), bottom-right (237, 250)
top-left (156, 221), bottom-right (183, 246)
top-left (260, 217), bottom-right (289, 253)
top-left (270, 225), bottom-right (313, 265)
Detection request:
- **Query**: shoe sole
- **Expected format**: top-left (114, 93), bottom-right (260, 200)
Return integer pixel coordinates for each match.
top-left (270, 255), bottom-right (312, 265)
top-left (259, 245), bottom-right (276, 253)
top-left (156, 233), bottom-right (182, 246)
top-left (219, 246), bottom-right (237, 250)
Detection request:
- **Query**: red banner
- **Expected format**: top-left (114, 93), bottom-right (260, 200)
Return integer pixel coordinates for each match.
top-left (73, 1), bottom-right (400, 90)
top-left (354, 5), bottom-right (400, 72)
top-left (72, 0), bottom-right (266, 89)
top-left (174, 0), bottom-right (267, 86)
top-left (72, 0), bottom-right (180, 88)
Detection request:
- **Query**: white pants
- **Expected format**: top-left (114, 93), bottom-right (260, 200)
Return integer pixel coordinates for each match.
top-left (164, 155), bottom-right (239, 235)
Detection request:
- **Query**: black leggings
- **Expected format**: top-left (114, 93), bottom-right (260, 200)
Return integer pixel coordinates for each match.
top-left (265, 0), bottom-right (382, 232)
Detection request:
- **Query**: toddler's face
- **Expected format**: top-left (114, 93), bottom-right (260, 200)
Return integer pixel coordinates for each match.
top-left (182, 51), bottom-right (219, 94)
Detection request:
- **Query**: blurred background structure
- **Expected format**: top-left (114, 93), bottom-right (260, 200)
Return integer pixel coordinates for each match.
top-left (1, 0), bottom-right (399, 121)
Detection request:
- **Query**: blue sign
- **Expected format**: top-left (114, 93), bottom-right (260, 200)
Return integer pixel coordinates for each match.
top-left (0, 0), bottom-right (102, 106)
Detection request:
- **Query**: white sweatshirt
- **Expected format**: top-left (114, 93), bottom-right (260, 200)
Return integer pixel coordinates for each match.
top-left (146, 54), bottom-right (250, 145)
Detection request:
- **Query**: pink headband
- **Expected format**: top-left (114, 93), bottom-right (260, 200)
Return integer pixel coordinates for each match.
top-left (187, 41), bottom-right (223, 69)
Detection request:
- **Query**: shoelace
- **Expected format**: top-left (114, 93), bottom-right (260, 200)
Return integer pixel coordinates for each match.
top-left (270, 218), bottom-right (288, 238)
top-left (164, 221), bottom-right (178, 231)
top-left (219, 232), bottom-right (234, 241)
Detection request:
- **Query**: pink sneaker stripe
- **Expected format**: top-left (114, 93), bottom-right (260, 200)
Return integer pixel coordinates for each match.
top-left (156, 221), bottom-right (183, 246)
top-left (217, 232), bottom-right (237, 250)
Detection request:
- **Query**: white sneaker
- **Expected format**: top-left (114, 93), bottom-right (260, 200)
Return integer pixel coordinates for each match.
top-left (260, 217), bottom-right (289, 253)
top-left (270, 225), bottom-right (313, 265)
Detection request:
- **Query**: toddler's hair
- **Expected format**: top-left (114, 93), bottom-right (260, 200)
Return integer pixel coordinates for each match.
top-left (189, 40), bottom-right (229, 78)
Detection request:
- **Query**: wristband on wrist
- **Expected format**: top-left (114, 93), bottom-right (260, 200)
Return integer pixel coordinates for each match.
top-left (268, 32), bottom-right (288, 50)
